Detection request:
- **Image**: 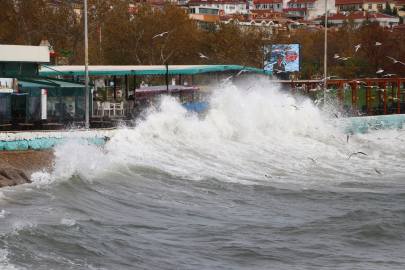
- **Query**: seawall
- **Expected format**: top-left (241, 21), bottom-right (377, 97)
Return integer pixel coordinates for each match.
top-left (0, 129), bottom-right (118, 187)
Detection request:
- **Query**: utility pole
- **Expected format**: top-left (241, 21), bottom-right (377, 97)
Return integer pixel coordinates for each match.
top-left (85, 0), bottom-right (89, 128)
top-left (323, 0), bottom-right (328, 106)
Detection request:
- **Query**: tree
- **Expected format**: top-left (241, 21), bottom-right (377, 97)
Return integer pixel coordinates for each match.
top-left (103, 2), bottom-right (200, 66)
top-left (319, 19), bottom-right (335, 28)
top-left (0, 0), bottom-right (48, 45)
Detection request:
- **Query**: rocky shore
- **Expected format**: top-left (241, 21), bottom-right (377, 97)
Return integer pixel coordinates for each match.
top-left (0, 150), bottom-right (54, 187)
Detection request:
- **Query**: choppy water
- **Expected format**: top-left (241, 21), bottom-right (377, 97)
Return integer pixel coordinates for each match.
top-left (0, 80), bottom-right (404, 269)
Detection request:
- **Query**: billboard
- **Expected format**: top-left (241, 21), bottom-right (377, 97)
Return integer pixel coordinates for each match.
top-left (264, 44), bottom-right (302, 73)
top-left (0, 78), bottom-right (18, 93)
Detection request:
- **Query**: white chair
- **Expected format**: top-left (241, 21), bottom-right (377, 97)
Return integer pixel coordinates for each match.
top-left (114, 101), bottom-right (124, 116)
top-left (93, 101), bottom-right (101, 116)
top-left (125, 100), bottom-right (134, 114)
top-left (101, 101), bottom-right (111, 116)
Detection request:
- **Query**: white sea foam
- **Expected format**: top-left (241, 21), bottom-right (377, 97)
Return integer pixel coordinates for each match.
top-left (60, 218), bottom-right (76, 226)
top-left (40, 78), bottom-right (405, 188)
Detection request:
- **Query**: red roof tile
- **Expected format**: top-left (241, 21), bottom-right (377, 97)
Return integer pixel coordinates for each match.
top-left (188, 0), bottom-right (248, 4)
top-left (313, 11), bottom-right (397, 21)
top-left (335, 0), bottom-right (395, 4)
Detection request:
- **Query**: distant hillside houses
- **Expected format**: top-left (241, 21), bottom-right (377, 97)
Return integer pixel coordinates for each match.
top-left (283, 0), bottom-right (337, 20)
top-left (187, 0), bottom-right (250, 15)
top-left (313, 11), bottom-right (400, 28)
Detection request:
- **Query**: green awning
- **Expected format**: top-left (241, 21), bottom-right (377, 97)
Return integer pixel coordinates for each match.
top-left (39, 65), bottom-right (272, 77)
top-left (18, 77), bottom-right (95, 87)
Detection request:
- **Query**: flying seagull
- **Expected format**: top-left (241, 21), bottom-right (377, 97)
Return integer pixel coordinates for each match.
top-left (199, 53), bottom-right (210, 60)
top-left (348, 152), bottom-right (367, 160)
top-left (383, 74), bottom-right (396, 77)
top-left (334, 54), bottom-right (339, 59)
top-left (375, 42), bottom-right (382, 46)
top-left (307, 157), bottom-right (319, 163)
top-left (219, 76), bottom-right (232, 87)
top-left (375, 169), bottom-right (383, 175)
top-left (355, 44), bottom-right (361, 52)
top-left (152, 31), bottom-right (168, 39)
top-left (237, 69), bottom-right (249, 76)
top-left (387, 56), bottom-right (405, 65)
top-left (376, 69), bottom-right (384, 74)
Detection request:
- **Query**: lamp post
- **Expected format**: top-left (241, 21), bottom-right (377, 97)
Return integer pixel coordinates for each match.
top-left (84, 0), bottom-right (89, 129)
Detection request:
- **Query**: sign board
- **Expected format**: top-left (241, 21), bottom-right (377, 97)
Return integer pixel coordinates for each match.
top-left (264, 44), bottom-right (302, 73)
top-left (0, 78), bottom-right (17, 93)
top-left (41, 89), bottom-right (47, 120)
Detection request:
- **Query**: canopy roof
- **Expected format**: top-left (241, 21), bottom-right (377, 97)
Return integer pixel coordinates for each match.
top-left (18, 77), bottom-right (94, 87)
top-left (39, 65), bottom-right (272, 77)
top-left (136, 85), bottom-right (199, 93)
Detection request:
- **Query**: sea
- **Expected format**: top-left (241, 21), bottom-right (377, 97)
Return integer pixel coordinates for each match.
top-left (0, 79), bottom-right (404, 269)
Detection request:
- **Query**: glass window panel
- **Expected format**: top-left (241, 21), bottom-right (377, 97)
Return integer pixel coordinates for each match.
top-left (62, 96), bottom-right (76, 119)
top-left (47, 97), bottom-right (60, 121)
top-left (29, 97), bottom-right (41, 121)
top-left (77, 97), bottom-right (86, 119)
top-left (0, 98), bottom-right (9, 124)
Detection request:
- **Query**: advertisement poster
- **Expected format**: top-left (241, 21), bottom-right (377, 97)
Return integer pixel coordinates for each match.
top-left (0, 78), bottom-right (17, 93)
top-left (264, 44), bottom-right (302, 73)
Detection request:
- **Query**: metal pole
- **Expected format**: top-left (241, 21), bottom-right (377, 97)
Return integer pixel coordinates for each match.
top-left (84, 0), bottom-right (89, 129)
top-left (323, 0), bottom-right (328, 106)
top-left (166, 63), bottom-right (169, 94)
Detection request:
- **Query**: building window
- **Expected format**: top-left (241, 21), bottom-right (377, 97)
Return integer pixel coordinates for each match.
top-left (377, 4), bottom-right (382, 9)
top-left (277, 4), bottom-right (280, 8)
top-left (269, 4), bottom-right (273, 8)
top-left (256, 4), bottom-right (260, 9)
top-left (301, 3), bottom-right (305, 8)
top-left (190, 8), bottom-right (195, 13)
top-left (352, 5), bottom-right (355, 9)
top-left (262, 4), bottom-right (267, 9)
top-left (368, 4), bottom-right (372, 9)
top-left (246, 4), bottom-right (249, 9)
top-left (308, 3), bottom-right (314, 8)
top-left (359, 4), bottom-right (362, 9)
top-left (229, 4), bottom-right (235, 9)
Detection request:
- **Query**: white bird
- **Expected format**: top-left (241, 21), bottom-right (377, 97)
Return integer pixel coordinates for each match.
top-left (152, 31), bottom-right (168, 39)
top-left (382, 74), bottom-right (396, 77)
top-left (219, 76), bottom-right (232, 87)
top-left (364, 85), bottom-right (379, 88)
top-left (237, 69), bottom-right (249, 76)
top-left (376, 69), bottom-right (384, 74)
top-left (339, 57), bottom-right (352, 61)
top-left (334, 54), bottom-right (339, 58)
top-left (375, 42), bottom-right (382, 46)
top-left (387, 56), bottom-right (405, 65)
top-left (355, 44), bottom-right (361, 51)
top-left (199, 53), bottom-right (210, 60)
top-left (348, 152), bottom-right (367, 160)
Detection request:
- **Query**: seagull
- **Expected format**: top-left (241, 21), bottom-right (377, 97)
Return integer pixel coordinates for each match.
top-left (152, 31), bottom-right (168, 39)
top-left (375, 42), bottom-right (382, 46)
top-left (382, 74), bottom-right (396, 77)
top-left (348, 152), bottom-right (367, 160)
top-left (355, 44), bottom-right (361, 51)
top-left (307, 157), bottom-right (319, 163)
top-left (376, 69), bottom-right (384, 74)
top-left (219, 76), bottom-right (232, 87)
top-left (339, 57), bottom-right (352, 61)
top-left (334, 54), bottom-right (340, 58)
top-left (199, 53), bottom-right (210, 60)
top-left (290, 105), bottom-right (299, 110)
top-left (387, 56), bottom-right (405, 65)
top-left (237, 69), bottom-right (249, 76)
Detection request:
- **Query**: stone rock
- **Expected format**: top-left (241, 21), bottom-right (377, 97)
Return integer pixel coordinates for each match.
top-left (0, 170), bottom-right (27, 185)
top-left (18, 171), bottom-right (32, 183)
top-left (0, 175), bottom-right (15, 187)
